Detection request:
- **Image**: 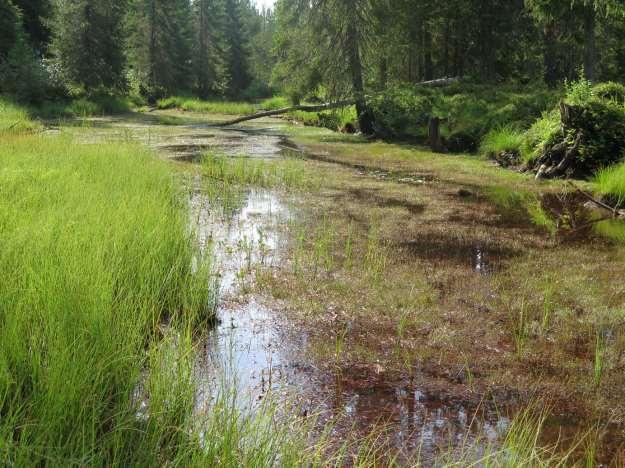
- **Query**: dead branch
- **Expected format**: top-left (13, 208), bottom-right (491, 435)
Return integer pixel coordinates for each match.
top-left (567, 181), bottom-right (622, 217)
top-left (214, 77), bottom-right (461, 127)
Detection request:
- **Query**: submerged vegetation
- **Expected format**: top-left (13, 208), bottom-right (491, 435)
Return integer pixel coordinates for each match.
top-left (2, 0), bottom-right (625, 464)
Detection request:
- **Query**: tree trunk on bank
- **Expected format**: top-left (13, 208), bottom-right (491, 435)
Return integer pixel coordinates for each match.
top-left (378, 56), bottom-right (388, 90)
top-left (422, 26), bottom-right (433, 81)
top-left (583, 6), bottom-right (596, 81)
top-left (214, 78), bottom-right (460, 127)
top-left (543, 23), bottom-right (558, 88)
top-left (346, 22), bottom-right (374, 135)
top-left (428, 117), bottom-right (444, 152)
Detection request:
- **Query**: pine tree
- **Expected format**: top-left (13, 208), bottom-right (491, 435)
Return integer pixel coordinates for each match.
top-left (49, 0), bottom-right (128, 93)
top-left (0, 0), bottom-right (20, 61)
top-left (193, 0), bottom-right (225, 98)
top-left (12, 0), bottom-right (52, 52)
top-left (0, 28), bottom-right (49, 102)
top-left (127, 0), bottom-right (193, 99)
top-left (223, 0), bottom-right (251, 97)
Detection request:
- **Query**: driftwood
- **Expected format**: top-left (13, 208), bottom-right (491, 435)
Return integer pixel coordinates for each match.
top-left (215, 77), bottom-right (461, 127)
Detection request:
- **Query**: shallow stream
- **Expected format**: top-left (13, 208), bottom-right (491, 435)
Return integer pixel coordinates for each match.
top-left (61, 112), bottom-right (625, 463)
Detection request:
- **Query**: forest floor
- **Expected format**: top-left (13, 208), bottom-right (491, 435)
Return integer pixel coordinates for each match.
top-left (57, 110), bottom-right (625, 464)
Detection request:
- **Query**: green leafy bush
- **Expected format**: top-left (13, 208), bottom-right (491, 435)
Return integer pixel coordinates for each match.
top-left (369, 85), bottom-right (433, 139)
top-left (366, 82), bottom-right (557, 151)
top-left (593, 82), bottom-right (625, 106)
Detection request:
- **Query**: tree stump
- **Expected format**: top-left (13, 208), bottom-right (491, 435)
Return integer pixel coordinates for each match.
top-left (428, 117), bottom-right (444, 153)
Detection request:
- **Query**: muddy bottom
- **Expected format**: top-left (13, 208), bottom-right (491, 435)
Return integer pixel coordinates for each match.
top-left (62, 112), bottom-right (623, 463)
top-left (171, 118), bottom-right (518, 463)
top-left (296, 150), bottom-right (438, 186)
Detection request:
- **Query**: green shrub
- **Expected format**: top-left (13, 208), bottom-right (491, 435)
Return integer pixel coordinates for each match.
top-left (565, 77), bottom-right (594, 105)
top-left (369, 85), bottom-right (433, 139)
top-left (366, 82), bottom-right (558, 150)
top-left (286, 106), bottom-right (357, 132)
top-left (241, 79), bottom-right (273, 100)
top-left (593, 82), bottom-right (625, 106)
top-left (259, 95), bottom-right (289, 110)
top-left (523, 83), bottom-right (625, 178)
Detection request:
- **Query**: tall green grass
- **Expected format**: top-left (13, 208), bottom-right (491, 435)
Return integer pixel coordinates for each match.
top-left (0, 130), bottom-right (213, 464)
top-left (594, 160), bottom-right (625, 207)
top-left (157, 96), bottom-right (290, 115)
top-left (480, 125), bottom-right (525, 157)
top-left (202, 152), bottom-right (312, 189)
top-left (0, 97), bottom-right (41, 133)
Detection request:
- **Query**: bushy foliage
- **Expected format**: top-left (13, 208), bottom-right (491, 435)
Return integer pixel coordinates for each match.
top-left (0, 33), bottom-right (49, 103)
top-left (366, 82), bottom-right (557, 151)
top-left (369, 85), bottom-right (434, 139)
top-left (593, 81), bottom-right (625, 106)
top-left (565, 101), bottom-right (625, 171)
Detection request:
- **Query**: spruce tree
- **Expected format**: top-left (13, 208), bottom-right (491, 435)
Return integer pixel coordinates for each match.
top-left (0, 0), bottom-right (20, 61)
top-left (223, 0), bottom-right (251, 97)
top-left (127, 0), bottom-right (194, 99)
top-left (12, 0), bottom-right (52, 52)
top-left (49, 0), bottom-right (128, 93)
top-left (193, 0), bottom-right (226, 98)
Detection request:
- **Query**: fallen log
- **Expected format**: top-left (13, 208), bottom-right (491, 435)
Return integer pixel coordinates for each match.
top-left (214, 77), bottom-right (461, 127)
top-left (213, 100), bottom-right (356, 127)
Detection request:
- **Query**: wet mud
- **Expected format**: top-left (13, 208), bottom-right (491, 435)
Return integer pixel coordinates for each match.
top-left (64, 112), bottom-right (625, 464)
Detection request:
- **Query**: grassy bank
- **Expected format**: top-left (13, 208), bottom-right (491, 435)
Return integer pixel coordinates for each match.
top-left (157, 95), bottom-right (289, 115)
top-left (0, 116), bottom-right (214, 463)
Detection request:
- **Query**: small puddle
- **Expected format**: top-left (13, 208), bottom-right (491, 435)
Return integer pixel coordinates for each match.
top-left (324, 386), bottom-right (511, 461)
top-left (190, 187), bottom-right (309, 410)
